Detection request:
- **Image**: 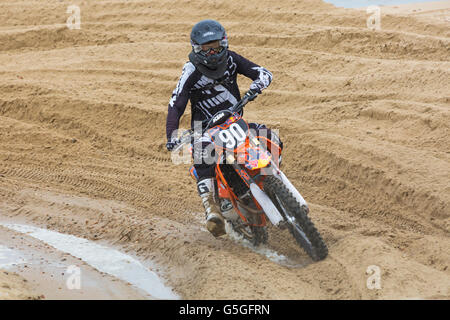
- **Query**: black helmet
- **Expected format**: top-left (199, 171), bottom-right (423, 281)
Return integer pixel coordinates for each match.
top-left (189, 20), bottom-right (229, 80)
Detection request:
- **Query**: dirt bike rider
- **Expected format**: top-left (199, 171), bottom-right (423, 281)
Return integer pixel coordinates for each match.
top-left (166, 20), bottom-right (282, 238)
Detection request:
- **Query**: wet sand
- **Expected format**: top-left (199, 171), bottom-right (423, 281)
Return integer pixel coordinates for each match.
top-left (0, 224), bottom-right (153, 299)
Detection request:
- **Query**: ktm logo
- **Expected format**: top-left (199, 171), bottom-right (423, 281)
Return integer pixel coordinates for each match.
top-left (213, 112), bottom-right (225, 123)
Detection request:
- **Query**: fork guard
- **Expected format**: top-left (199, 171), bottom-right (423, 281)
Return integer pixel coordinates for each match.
top-left (249, 183), bottom-right (284, 226)
top-left (271, 166), bottom-right (308, 208)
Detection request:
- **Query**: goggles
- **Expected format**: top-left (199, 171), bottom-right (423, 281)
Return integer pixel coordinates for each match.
top-left (192, 38), bottom-right (228, 55)
top-left (202, 46), bottom-right (224, 56)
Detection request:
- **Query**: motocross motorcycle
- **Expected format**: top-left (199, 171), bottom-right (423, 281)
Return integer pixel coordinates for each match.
top-left (172, 92), bottom-right (328, 261)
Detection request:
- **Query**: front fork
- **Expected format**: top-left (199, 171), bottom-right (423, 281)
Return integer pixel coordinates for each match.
top-left (269, 161), bottom-right (308, 209)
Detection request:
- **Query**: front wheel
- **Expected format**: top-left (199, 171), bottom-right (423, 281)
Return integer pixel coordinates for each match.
top-left (264, 175), bottom-right (328, 261)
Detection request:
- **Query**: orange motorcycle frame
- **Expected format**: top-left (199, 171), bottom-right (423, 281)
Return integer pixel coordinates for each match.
top-left (206, 114), bottom-right (282, 227)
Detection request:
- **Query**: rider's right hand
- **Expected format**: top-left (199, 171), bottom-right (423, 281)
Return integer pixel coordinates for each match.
top-left (166, 139), bottom-right (177, 151)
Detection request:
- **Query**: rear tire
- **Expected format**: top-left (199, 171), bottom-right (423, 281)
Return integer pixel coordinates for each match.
top-left (250, 225), bottom-right (268, 246)
top-left (230, 221), bottom-right (268, 246)
top-left (264, 175), bottom-right (328, 261)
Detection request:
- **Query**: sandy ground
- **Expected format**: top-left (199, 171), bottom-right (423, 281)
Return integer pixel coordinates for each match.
top-left (0, 0), bottom-right (448, 299)
top-left (362, 1), bottom-right (450, 26)
top-left (0, 270), bottom-right (38, 300)
top-left (381, 1), bottom-right (450, 15)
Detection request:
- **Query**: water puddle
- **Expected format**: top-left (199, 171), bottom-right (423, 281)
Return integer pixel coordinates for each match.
top-left (0, 223), bottom-right (179, 300)
top-left (0, 245), bottom-right (27, 269)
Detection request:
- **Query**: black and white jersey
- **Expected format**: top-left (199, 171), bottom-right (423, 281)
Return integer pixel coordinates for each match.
top-left (166, 50), bottom-right (273, 140)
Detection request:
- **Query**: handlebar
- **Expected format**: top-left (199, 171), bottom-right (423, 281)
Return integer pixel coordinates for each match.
top-left (203, 91), bottom-right (257, 133)
top-left (171, 90), bottom-right (258, 152)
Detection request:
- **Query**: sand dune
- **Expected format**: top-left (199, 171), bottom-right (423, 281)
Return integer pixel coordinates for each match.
top-left (0, 0), bottom-right (449, 299)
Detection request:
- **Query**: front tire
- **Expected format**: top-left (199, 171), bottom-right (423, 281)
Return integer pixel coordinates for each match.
top-left (264, 175), bottom-right (328, 261)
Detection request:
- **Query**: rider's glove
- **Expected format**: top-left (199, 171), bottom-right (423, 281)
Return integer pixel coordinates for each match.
top-left (244, 88), bottom-right (261, 101)
top-left (166, 139), bottom-right (178, 151)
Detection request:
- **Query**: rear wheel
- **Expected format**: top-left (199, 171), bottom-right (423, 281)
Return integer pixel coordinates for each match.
top-left (230, 221), bottom-right (268, 246)
top-left (264, 175), bottom-right (328, 261)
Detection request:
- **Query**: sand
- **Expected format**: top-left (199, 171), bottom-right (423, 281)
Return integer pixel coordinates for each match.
top-left (0, 0), bottom-right (449, 299)
top-left (363, 1), bottom-right (450, 27)
top-left (0, 269), bottom-right (39, 300)
top-left (381, 1), bottom-right (450, 15)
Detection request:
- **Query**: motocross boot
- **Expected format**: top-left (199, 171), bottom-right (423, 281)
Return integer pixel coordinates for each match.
top-left (197, 178), bottom-right (226, 237)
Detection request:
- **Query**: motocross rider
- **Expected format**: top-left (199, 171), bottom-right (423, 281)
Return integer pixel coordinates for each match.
top-left (165, 20), bottom-right (281, 238)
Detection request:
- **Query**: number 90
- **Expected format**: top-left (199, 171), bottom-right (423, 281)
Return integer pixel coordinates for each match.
top-left (218, 123), bottom-right (246, 148)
